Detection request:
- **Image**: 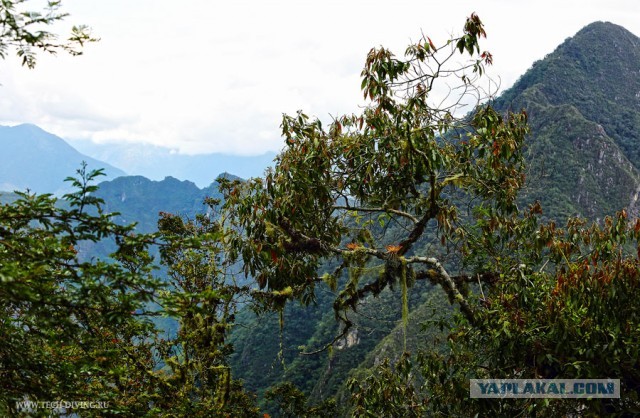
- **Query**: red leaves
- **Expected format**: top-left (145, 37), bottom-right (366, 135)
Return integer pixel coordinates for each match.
top-left (427, 36), bottom-right (436, 50)
top-left (529, 201), bottom-right (543, 215)
top-left (385, 244), bottom-right (401, 253)
top-left (492, 140), bottom-right (500, 156)
top-left (333, 119), bottom-right (344, 136)
top-left (466, 12), bottom-right (486, 38)
top-left (257, 273), bottom-right (267, 288)
top-left (481, 51), bottom-right (493, 65)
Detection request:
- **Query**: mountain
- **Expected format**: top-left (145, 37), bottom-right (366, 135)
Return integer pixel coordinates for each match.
top-left (0, 124), bottom-right (126, 195)
top-left (0, 191), bottom-right (19, 205)
top-left (72, 174), bottom-right (233, 261)
top-left (93, 174), bottom-right (231, 234)
top-left (67, 139), bottom-right (276, 188)
top-left (0, 123), bottom-right (275, 194)
top-left (493, 21), bottom-right (640, 220)
top-left (74, 174), bottom-right (234, 276)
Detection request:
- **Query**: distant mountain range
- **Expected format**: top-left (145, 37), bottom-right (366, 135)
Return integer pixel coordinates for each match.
top-left (0, 124), bottom-right (125, 194)
top-left (0, 123), bottom-right (276, 194)
top-left (67, 138), bottom-right (276, 188)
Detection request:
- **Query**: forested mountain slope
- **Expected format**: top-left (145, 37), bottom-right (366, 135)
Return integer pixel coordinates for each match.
top-left (494, 21), bottom-right (640, 219)
top-left (94, 175), bottom-right (230, 233)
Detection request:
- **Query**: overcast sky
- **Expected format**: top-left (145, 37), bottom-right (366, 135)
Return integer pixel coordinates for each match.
top-left (0, 0), bottom-right (638, 156)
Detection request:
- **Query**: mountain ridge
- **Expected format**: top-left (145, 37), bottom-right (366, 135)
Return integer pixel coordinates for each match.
top-left (0, 123), bottom-right (126, 194)
top-left (93, 173), bottom-right (239, 234)
top-left (67, 138), bottom-right (276, 188)
top-left (493, 20), bottom-right (640, 219)
top-left (0, 123), bottom-right (275, 193)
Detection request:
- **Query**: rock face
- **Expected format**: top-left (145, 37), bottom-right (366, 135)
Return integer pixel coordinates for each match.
top-left (334, 328), bottom-right (360, 350)
top-left (493, 22), bottom-right (640, 220)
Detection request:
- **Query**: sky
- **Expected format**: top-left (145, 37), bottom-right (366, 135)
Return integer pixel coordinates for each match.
top-left (0, 0), bottom-right (638, 156)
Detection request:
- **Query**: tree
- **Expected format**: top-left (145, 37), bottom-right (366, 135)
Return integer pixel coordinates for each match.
top-left (221, 13), bottom-right (640, 415)
top-left (0, 0), bottom-right (96, 68)
top-left (222, 13), bottom-right (528, 350)
top-left (0, 169), bottom-right (261, 417)
top-left (151, 201), bottom-right (259, 417)
top-left (0, 165), bottom-right (164, 416)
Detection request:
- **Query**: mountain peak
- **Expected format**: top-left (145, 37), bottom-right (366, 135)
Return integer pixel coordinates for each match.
top-left (496, 20), bottom-right (640, 112)
top-left (492, 21), bottom-right (640, 220)
top-left (574, 20), bottom-right (638, 39)
top-left (14, 122), bottom-right (44, 131)
top-left (0, 124), bottom-right (126, 194)
top-left (558, 20), bottom-right (640, 63)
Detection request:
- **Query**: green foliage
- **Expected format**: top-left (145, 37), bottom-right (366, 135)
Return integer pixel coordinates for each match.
top-left (466, 211), bottom-right (640, 414)
top-left (348, 353), bottom-right (423, 418)
top-left (265, 382), bottom-right (337, 418)
top-left (222, 13), bottom-right (528, 346)
top-left (0, 166), bottom-right (261, 416)
top-left (348, 211), bottom-right (640, 416)
top-left (0, 0), bottom-right (97, 68)
top-left (340, 285), bottom-right (452, 394)
top-left (151, 201), bottom-right (259, 416)
top-left (0, 163), bottom-right (163, 415)
top-left (229, 272), bottom-right (440, 408)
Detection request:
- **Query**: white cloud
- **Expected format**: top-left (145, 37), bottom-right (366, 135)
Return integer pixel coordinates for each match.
top-left (0, 0), bottom-right (638, 155)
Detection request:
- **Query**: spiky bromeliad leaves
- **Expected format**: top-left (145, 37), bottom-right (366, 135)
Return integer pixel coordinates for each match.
top-left (222, 13), bottom-right (529, 351)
